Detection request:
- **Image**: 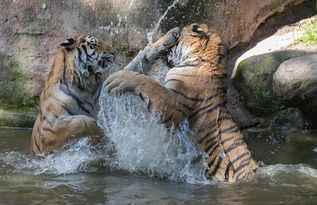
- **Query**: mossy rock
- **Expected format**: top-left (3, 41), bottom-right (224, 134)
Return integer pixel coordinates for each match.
top-left (0, 52), bottom-right (39, 110)
top-left (0, 109), bottom-right (37, 128)
top-left (234, 50), bottom-right (315, 116)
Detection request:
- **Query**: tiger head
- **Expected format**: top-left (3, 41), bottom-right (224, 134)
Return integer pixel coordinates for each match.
top-left (168, 23), bottom-right (226, 76)
top-left (60, 35), bottom-right (117, 77)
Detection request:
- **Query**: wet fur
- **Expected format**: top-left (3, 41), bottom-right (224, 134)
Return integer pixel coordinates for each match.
top-left (105, 24), bottom-right (257, 183)
top-left (31, 35), bottom-right (116, 154)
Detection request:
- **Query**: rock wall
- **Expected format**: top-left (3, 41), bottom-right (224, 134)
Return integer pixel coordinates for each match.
top-left (0, 0), bottom-right (316, 127)
top-left (1, 0), bottom-right (315, 97)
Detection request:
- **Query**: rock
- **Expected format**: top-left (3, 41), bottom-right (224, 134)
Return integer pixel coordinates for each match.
top-left (0, 0), bottom-right (315, 98)
top-left (0, 0), bottom-right (316, 127)
top-left (233, 50), bottom-right (314, 115)
top-left (0, 109), bottom-right (37, 128)
top-left (273, 54), bottom-right (317, 115)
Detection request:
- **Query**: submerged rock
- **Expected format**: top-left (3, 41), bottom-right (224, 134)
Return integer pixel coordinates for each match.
top-left (273, 54), bottom-right (317, 115)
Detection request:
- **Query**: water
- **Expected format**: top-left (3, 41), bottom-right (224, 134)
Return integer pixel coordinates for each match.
top-left (146, 0), bottom-right (180, 45)
top-left (1, 127), bottom-right (317, 204)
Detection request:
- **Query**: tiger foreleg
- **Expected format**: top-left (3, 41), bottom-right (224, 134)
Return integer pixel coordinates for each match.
top-left (124, 27), bottom-right (180, 74)
top-left (42, 115), bottom-right (105, 152)
top-left (105, 70), bottom-right (186, 128)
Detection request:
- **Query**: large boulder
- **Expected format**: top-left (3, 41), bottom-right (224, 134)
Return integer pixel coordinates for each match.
top-left (233, 50), bottom-right (313, 115)
top-left (273, 54), bottom-right (317, 115)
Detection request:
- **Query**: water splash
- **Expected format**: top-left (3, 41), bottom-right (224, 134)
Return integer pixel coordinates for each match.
top-left (0, 138), bottom-right (105, 175)
top-left (98, 92), bottom-right (209, 184)
top-left (146, 0), bottom-right (180, 45)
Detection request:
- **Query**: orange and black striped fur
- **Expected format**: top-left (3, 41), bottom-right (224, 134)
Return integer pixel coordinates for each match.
top-left (105, 24), bottom-right (257, 183)
top-left (31, 35), bottom-right (117, 154)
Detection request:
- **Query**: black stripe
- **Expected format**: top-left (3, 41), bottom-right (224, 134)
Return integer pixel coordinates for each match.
top-left (195, 116), bottom-right (232, 134)
top-left (235, 171), bottom-right (244, 181)
top-left (33, 136), bottom-right (41, 153)
top-left (94, 88), bottom-right (101, 105)
top-left (224, 161), bottom-right (233, 180)
top-left (178, 102), bottom-right (194, 111)
top-left (82, 45), bottom-right (89, 57)
top-left (175, 108), bottom-right (187, 117)
top-left (59, 84), bottom-right (91, 114)
top-left (43, 116), bottom-right (53, 127)
top-left (83, 99), bottom-right (94, 111)
top-left (234, 161), bottom-right (251, 175)
top-left (60, 104), bottom-right (74, 115)
top-left (189, 101), bottom-right (226, 118)
top-left (33, 127), bottom-right (41, 152)
top-left (77, 48), bottom-right (84, 63)
top-left (170, 89), bottom-right (220, 102)
top-left (207, 144), bottom-right (220, 160)
top-left (147, 100), bottom-right (152, 111)
top-left (170, 89), bottom-right (201, 101)
top-left (162, 114), bottom-right (173, 124)
top-left (197, 128), bottom-right (217, 144)
top-left (219, 125), bottom-right (239, 134)
top-left (211, 157), bottom-right (223, 176)
top-left (207, 155), bottom-right (218, 168)
top-left (51, 112), bottom-right (59, 119)
top-left (224, 140), bottom-right (245, 154)
top-left (139, 93), bottom-right (145, 101)
top-left (221, 136), bottom-right (235, 145)
top-left (231, 152), bottom-right (250, 165)
top-left (204, 140), bottom-right (218, 153)
top-left (240, 156), bottom-right (253, 165)
top-left (204, 135), bottom-right (219, 146)
top-left (164, 79), bottom-right (183, 85)
top-left (42, 127), bottom-right (56, 134)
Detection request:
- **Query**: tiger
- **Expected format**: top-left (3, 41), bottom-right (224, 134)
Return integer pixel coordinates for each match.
top-left (104, 23), bottom-right (258, 183)
top-left (31, 35), bottom-right (117, 154)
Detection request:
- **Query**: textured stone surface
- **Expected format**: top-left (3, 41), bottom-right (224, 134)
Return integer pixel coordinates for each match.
top-left (0, 0), bottom-right (316, 127)
top-left (273, 54), bottom-right (317, 114)
top-left (0, 0), bottom-right (314, 97)
top-left (233, 50), bottom-right (315, 115)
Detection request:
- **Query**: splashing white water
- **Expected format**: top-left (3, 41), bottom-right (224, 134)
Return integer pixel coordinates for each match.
top-left (0, 138), bottom-right (105, 175)
top-left (98, 92), bottom-right (209, 184)
top-left (146, 0), bottom-right (180, 45)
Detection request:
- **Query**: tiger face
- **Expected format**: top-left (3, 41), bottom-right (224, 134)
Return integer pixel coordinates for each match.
top-left (61, 35), bottom-right (117, 77)
top-left (168, 23), bottom-right (226, 77)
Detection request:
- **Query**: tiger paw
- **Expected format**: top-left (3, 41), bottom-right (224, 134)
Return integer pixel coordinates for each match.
top-left (145, 27), bottom-right (180, 62)
top-left (104, 70), bottom-right (141, 95)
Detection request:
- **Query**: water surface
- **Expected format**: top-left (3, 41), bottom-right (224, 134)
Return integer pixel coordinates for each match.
top-left (1, 127), bottom-right (317, 204)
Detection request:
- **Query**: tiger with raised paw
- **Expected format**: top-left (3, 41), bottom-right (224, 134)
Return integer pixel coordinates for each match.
top-left (105, 24), bottom-right (258, 183)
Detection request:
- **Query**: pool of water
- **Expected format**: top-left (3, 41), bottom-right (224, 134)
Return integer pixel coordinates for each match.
top-left (0, 127), bottom-right (317, 204)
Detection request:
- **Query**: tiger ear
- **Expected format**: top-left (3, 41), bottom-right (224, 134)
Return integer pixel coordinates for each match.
top-left (191, 24), bottom-right (209, 36)
top-left (60, 38), bottom-right (76, 47)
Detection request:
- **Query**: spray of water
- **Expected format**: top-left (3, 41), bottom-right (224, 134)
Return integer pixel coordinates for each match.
top-left (98, 92), bottom-right (209, 184)
top-left (146, 0), bottom-right (180, 45)
top-left (0, 138), bottom-right (105, 175)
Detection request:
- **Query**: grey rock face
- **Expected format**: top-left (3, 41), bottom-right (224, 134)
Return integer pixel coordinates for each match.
top-left (273, 54), bottom-right (317, 114)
